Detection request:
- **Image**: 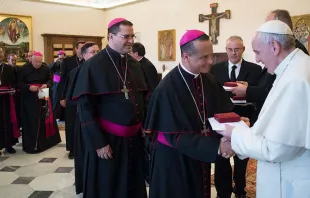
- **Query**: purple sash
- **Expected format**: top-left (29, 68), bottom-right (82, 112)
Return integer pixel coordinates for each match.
top-left (53, 75), bottom-right (61, 83)
top-left (98, 118), bottom-right (141, 137)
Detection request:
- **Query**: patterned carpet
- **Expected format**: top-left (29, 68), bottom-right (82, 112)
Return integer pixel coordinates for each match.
top-left (211, 159), bottom-right (257, 198)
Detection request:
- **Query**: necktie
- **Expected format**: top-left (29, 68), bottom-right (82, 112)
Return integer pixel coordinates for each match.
top-left (230, 65), bottom-right (237, 82)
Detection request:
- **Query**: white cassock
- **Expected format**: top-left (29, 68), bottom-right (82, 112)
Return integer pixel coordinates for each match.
top-left (231, 49), bottom-right (310, 198)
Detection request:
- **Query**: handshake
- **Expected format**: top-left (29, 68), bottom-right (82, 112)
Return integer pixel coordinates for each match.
top-left (217, 117), bottom-right (250, 158)
top-left (219, 137), bottom-right (234, 158)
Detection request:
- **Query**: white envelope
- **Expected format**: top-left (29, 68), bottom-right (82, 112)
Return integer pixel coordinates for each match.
top-left (38, 88), bottom-right (49, 99)
top-left (208, 117), bottom-right (249, 131)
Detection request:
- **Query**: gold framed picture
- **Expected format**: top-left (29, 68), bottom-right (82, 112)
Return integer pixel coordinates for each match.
top-left (0, 13), bottom-right (32, 65)
top-left (158, 29), bottom-right (176, 61)
top-left (292, 14), bottom-right (310, 52)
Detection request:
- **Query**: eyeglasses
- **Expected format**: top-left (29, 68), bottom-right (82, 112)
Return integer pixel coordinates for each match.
top-left (114, 34), bottom-right (136, 40)
top-left (226, 48), bottom-right (242, 53)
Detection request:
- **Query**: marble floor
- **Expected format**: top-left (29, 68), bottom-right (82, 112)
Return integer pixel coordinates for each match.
top-left (0, 130), bottom-right (225, 198)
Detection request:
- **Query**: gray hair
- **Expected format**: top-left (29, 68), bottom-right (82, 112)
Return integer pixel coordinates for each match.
top-left (256, 32), bottom-right (295, 50)
top-left (227, 35), bottom-right (243, 45)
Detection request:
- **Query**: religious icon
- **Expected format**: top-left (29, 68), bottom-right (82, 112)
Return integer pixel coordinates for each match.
top-left (292, 14), bottom-right (310, 52)
top-left (199, 3), bottom-right (231, 44)
top-left (158, 29), bottom-right (176, 61)
top-left (0, 14), bottom-right (32, 65)
top-left (7, 18), bottom-right (20, 43)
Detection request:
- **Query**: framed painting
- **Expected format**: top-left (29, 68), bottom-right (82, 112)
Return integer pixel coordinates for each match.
top-left (0, 13), bottom-right (32, 65)
top-left (158, 29), bottom-right (176, 61)
top-left (292, 14), bottom-right (310, 52)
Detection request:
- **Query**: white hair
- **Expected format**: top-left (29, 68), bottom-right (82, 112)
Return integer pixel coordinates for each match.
top-left (256, 32), bottom-right (295, 50)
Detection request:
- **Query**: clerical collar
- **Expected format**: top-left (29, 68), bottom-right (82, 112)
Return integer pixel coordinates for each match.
top-left (106, 45), bottom-right (126, 59)
top-left (138, 56), bottom-right (143, 62)
top-left (274, 48), bottom-right (299, 76)
top-left (179, 63), bottom-right (199, 78)
top-left (228, 59), bottom-right (242, 69)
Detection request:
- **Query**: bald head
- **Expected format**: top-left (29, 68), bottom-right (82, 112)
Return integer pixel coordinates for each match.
top-left (32, 54), bottom-right (43, 69)
top-left (266, 9), bottom-right (293, 30)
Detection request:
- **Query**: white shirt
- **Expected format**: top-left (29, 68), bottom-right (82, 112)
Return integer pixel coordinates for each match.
top-left (228, 59), bottom-right (242, 79)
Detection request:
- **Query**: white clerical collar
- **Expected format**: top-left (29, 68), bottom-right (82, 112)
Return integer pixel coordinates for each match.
top-left (138, 56), bottom-right (143, 62)
top-left (180, 63), bottom-right (199, 78)
top-left (228, 59), bottom-right (242, 69)
top-left (274, 48), bottom-right (299, 76)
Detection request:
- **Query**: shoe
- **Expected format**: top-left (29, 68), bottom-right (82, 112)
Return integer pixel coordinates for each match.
top-left (68, 151), bottom-right (74, 159)
top-left (6, 147), bottom-right (16, 154)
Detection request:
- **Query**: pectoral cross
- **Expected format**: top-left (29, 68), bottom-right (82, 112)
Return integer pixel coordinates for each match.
top-left (121, 85), bottom-right (129, 99)
top-left (199, 3), bottom-right (231, 44)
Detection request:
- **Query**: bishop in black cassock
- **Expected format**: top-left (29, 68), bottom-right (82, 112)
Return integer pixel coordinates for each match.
top-left (0, 48), bottom-right (20, 154)
top-left (72, 18), bottom-right (147, 198)
top-left (64, 42), bottom-right (100, 195)
top-left (55, 41), bottom-right (85, 159)
top-left (144, 30), bottom-right (234, 198)
top-left (17, 52), bottom-right (61, 154)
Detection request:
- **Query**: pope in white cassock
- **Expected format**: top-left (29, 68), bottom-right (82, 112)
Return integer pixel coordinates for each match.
top-left (217, 20), bottom-right (310, 198)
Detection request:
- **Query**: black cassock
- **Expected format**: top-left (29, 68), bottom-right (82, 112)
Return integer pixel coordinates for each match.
top-left (64, 65), bottom-right (84, 194)
top-left (0, 63), bottom-right (20, 149)
top-left (17, 63), bottom-right (61, 153)
top-left (144, 65), bottom-right (233, 198)
top-left (56, 55), bottom-right (83, 152)
top-left (139, 56), bottom-right (159, 183)
top-left (72, 45), bottom-right (148, 198)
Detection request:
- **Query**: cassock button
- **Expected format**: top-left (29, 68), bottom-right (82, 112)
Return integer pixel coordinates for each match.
top-left (128, 81), bottom-right (131, 84)
top-left (135, 104), bottom-right (138, 106)
top-left (130, 89), bottom-right (132, 91)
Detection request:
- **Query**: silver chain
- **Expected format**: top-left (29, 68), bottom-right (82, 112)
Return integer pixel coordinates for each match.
top-left (105, 48), bottom-right (128, 85)
top-left (178, 65), bottom-right (206, 129)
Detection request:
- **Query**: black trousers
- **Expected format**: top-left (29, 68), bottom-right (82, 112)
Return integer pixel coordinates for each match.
top-left (214, 155), bottom-right (249, 198)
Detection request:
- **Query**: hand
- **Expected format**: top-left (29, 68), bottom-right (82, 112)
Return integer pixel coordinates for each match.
top-left (219, 140), bottom-right (234, 158)
top-left (40, 84), bottom-right (47, 89)
top-left (96, 144), bottom-right (113, 159)
top-left (236, 81), bottom-right (248, 86)
top-left (216, 124), bottom-right (234, 140)
top-left (29, 85), bottom-right (39, 92)
top-left (231, 83), bottom-right (247, 96)
top-left (241, 117), bottom-right (250, 127)
top-left (60, 100), bottom-right (66, 107)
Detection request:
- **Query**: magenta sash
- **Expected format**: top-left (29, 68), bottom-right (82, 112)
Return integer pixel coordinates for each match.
top-left (29, 84), bottom-right (56, 138)
top-left (0, 86), bottom-right (21, 138)
top-left (98, 118), bottom-right (141, 137)
top-left (157, 132), bottom-right (172, 147)
top-left (53, 75), bottom-right (61, 83)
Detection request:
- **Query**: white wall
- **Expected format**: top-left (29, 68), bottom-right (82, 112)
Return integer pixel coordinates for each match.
top-left (0, 0), bottom-right (106, 61)
top-left (105, 0), bottom-right (310, 72)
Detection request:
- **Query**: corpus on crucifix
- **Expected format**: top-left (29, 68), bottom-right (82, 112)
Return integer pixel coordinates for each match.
top-left (199, 3), bottom-right (231, 44)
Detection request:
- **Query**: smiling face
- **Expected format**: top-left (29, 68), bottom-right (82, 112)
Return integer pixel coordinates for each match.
top-left (251, 34), bottom-right (279, 74)
top-left (182, 39), bottom-right (214, 74)
top-left (109, 24), bottom-right (135, 54)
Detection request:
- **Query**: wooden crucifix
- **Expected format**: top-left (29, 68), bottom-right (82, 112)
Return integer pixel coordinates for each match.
top-left (199, 3), bottom-right (231, 44)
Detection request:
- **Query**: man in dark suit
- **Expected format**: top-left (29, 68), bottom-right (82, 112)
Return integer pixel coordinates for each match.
top-left (210, 36), bottom-right (262, 198)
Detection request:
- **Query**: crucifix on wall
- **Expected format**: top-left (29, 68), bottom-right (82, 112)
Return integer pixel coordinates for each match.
top-left (199, 3), bottom-right (231, 44)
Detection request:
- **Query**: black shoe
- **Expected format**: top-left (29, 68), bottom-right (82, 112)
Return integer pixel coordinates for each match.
top-left (6, 147), bottom-right (16, 154)
top-left (68, 151), bottom-right (74, 159)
